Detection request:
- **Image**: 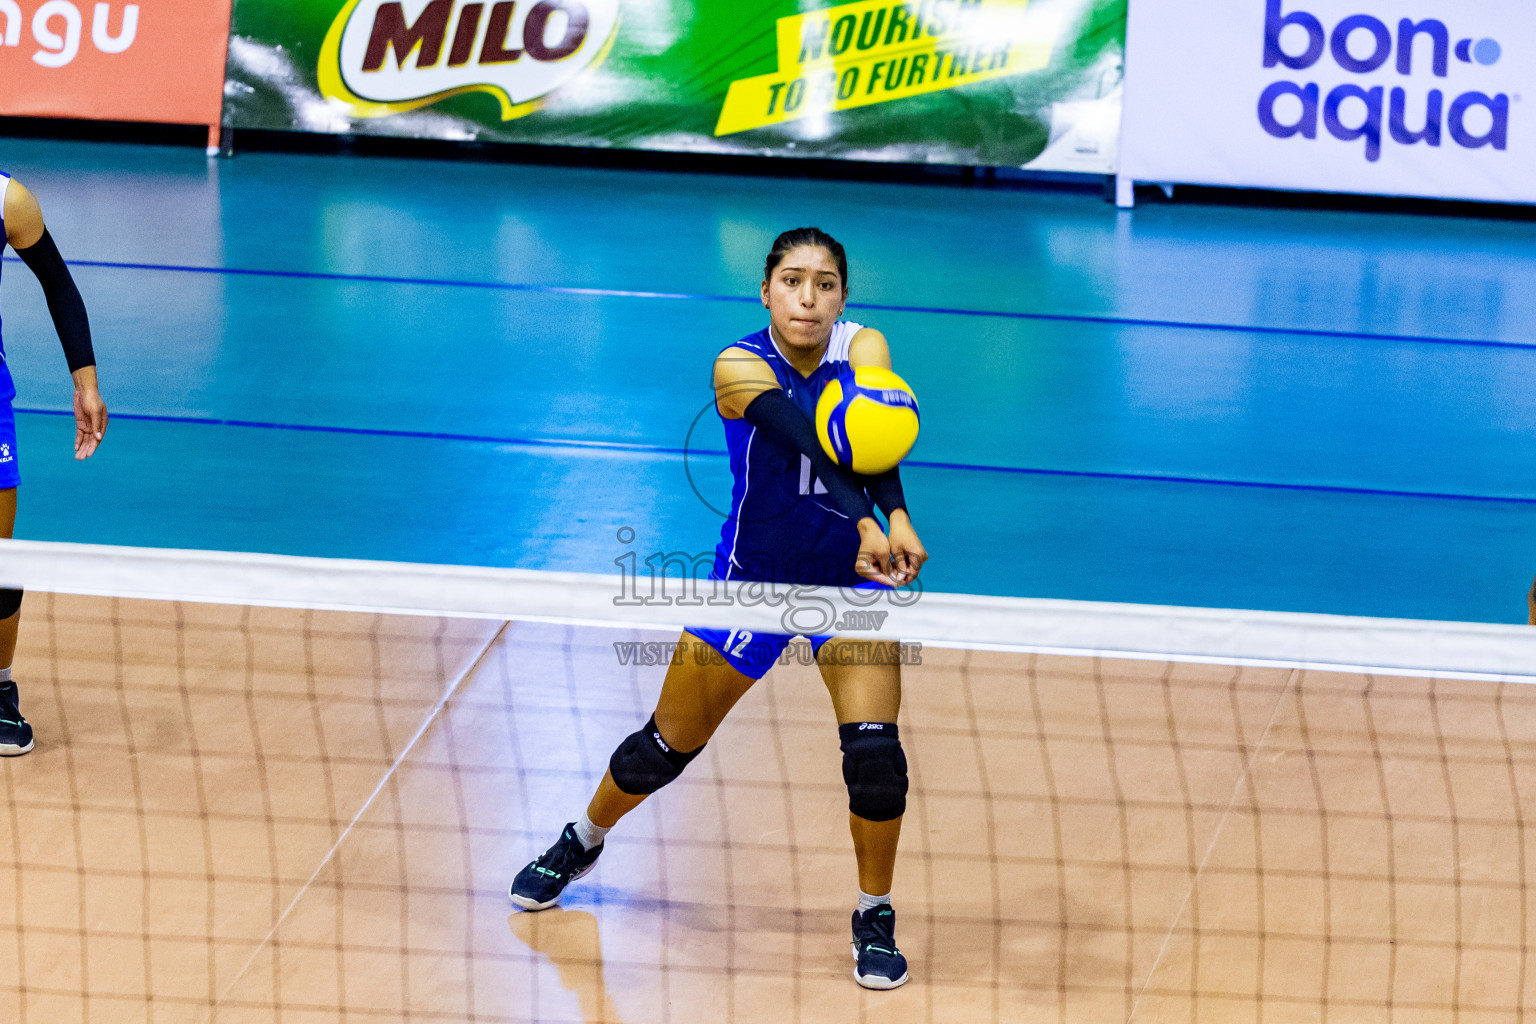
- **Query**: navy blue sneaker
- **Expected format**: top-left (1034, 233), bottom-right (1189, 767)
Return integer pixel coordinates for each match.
top-left (0, 683), bottom-right (34, 756)
top-left (851, 904), bottom-right (909, 989)
top-left (509, 823), bottom-right (602, 911)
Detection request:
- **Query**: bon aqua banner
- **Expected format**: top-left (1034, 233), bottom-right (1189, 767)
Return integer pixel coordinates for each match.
top-left (223, 0), bottom-right (1125, 170)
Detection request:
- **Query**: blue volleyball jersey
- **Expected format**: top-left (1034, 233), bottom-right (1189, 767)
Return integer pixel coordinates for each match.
top-left (712, 321), bottom-right (868, 588)
top-left (0, 172), bottom-right (12, 402)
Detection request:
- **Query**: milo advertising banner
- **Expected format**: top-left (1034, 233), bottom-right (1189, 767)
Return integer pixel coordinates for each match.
top-left (223, 0), bottom-right (1125, 170)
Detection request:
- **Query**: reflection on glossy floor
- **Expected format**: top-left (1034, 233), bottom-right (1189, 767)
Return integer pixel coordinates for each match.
top-left (3, 593), bottom-right (1533, 1022)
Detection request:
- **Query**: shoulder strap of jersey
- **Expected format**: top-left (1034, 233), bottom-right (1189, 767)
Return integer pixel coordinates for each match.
top-left (825, 321), bottom-right (864, 365)
top-left (722, 326), bottom-right (774, 360)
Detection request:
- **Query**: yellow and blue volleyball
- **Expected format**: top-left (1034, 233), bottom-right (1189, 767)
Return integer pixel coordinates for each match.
top-left (815, 367), bottom-right (921, 475)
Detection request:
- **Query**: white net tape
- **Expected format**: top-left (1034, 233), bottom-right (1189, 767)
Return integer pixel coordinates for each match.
top-left (3, 537), bottom-right (1534, 680)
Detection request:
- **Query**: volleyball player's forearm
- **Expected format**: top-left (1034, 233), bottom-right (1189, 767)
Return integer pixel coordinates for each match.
top-left (15, 228), bottom-right (95, 373)
top-left (862, 467), bottom-right (907, 522)
top-left (742, 389), bottom-right (875, 524)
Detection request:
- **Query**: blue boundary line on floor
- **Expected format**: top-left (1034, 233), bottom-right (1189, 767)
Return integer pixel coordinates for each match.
top-left (16, 406), bottom-right (1536, 508)
top-left (8, 255), bottom-right (1536, 353)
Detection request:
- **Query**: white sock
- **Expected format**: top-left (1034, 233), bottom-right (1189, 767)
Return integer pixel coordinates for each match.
top-left (0, 666), bottom-right (11, 684)
top-left (858, 889), bottom-right (891, 914)
top-left (573, 813), bottom-right (610, 851)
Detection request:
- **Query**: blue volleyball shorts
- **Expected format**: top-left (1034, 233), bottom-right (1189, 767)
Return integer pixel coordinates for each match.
top-left (687, 580), bottom-right (890, 680)
top-left (0, 401), bottom-right (17, 490)
top-left (686, 624), bottom-right (839, 679)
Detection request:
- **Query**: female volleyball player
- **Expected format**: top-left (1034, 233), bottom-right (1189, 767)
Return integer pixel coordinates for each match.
top-left (0, 172), bottom-right (108, 755)
top-left (511, 228), bottom-right (927, 990)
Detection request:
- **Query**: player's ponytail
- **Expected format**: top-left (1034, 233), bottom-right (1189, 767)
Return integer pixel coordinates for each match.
top-left (764, 227), bottom-right (848, 291)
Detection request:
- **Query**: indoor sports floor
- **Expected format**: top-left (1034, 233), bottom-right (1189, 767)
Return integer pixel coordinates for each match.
top-left (2, 138), bottom-right (1536, 623)
top-left (3, 137), bottom-right (1536, 1022)
top-left (8, 592), bottom-right (1534, 1023)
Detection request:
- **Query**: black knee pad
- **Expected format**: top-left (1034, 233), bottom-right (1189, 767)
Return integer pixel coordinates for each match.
top-left (0, 589), bottom-right (20, 620)
top-left (608, 715), bottom-right (704, 796)
top-left (839, 722), bottom-right (908, 822)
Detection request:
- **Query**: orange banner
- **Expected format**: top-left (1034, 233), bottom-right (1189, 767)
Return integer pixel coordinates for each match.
top-left (0, 0), bottom-right (231, 125)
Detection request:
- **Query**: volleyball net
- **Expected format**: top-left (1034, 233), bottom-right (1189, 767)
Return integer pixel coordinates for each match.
top-left (4, 537), bottom-right (1535, 682)
top-left (2, 554), bottom-right (1530, 1020)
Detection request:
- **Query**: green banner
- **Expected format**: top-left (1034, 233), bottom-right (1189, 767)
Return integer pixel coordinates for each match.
top-left (224, 0), bottom-right (1124, 170)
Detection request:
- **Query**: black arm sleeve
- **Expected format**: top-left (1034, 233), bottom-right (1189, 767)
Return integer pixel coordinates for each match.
top-left (742, 389), bottom-right (874, 524)
top-left (862, 466), bottom-right (907, 521)
top-left (14, 228), bottom-right (95, 373)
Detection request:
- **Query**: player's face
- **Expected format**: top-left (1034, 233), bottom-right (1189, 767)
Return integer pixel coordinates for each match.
top-left (761, 246), bottom-right (847, 352)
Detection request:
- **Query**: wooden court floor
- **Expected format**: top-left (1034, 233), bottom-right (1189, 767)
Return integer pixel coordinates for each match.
top-left (2, 593), bottom-right (1532, 1023)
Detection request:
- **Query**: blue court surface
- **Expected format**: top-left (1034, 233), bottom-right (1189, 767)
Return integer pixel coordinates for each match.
top-left (2, 137), bottom-right (1534, 624)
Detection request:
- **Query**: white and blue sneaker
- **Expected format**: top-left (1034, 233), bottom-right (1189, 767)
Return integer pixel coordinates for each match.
top-left (0, 682), bottom-right (34, 756)
top-left (509, 823), bottom-right (603, 911)
top-left (851, 904), bottom-right (909, 989)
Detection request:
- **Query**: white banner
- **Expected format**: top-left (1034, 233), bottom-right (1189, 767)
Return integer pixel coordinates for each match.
top-left (1121, 0), bottom-right (1534, 202)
